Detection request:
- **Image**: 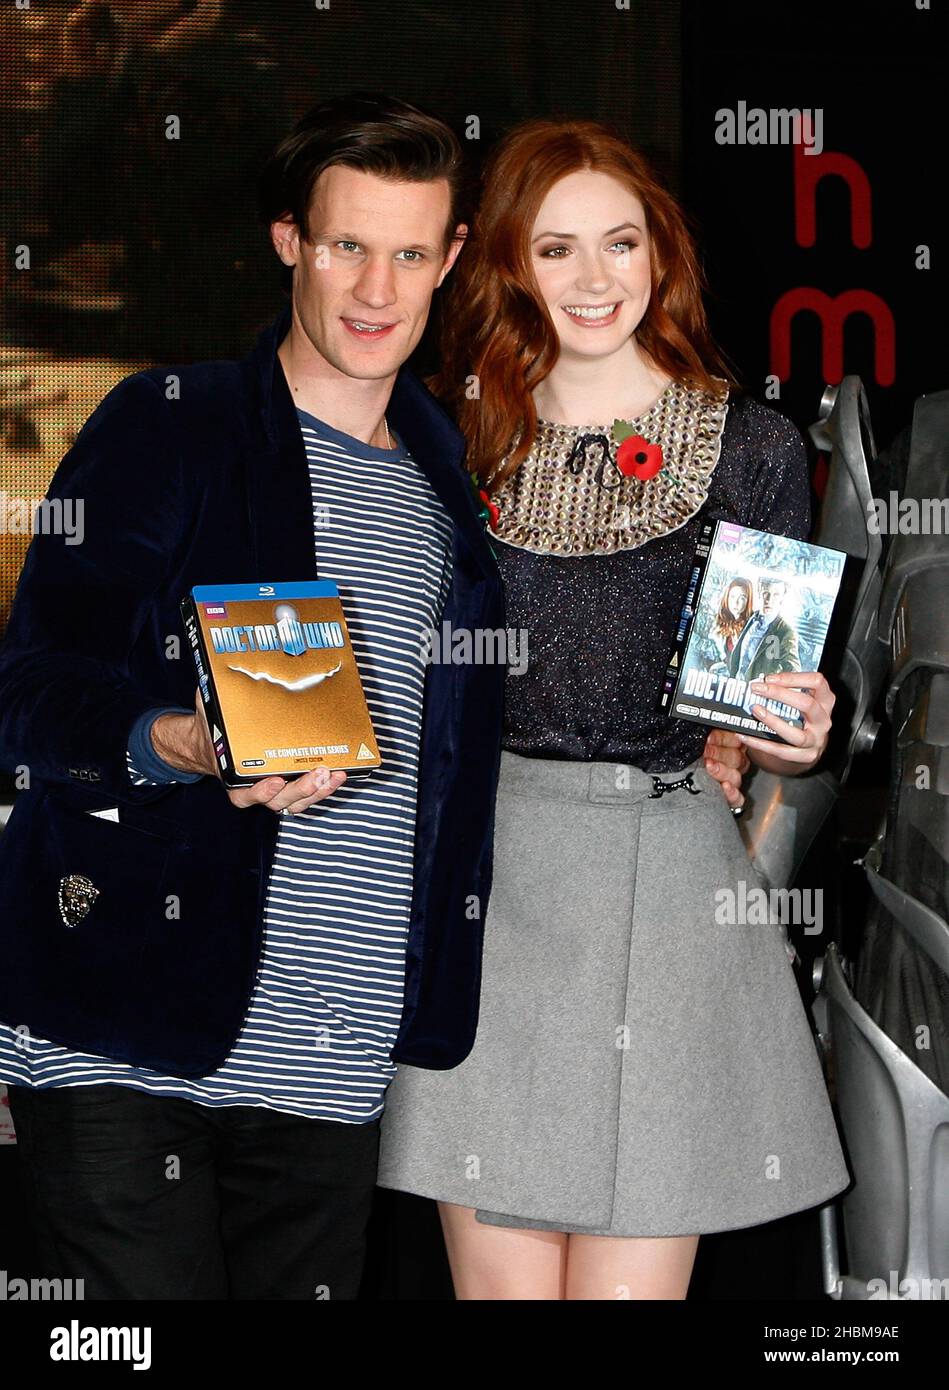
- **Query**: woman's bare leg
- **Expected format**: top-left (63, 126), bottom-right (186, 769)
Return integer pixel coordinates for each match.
top-left (437, 1201), bottom-right (567, 1300)
top-left (565, 1233), bottom-right (700, 1300)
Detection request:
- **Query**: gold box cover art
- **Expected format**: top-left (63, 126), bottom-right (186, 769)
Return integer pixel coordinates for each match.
top-left (181, 581), bottom-right (381, 786)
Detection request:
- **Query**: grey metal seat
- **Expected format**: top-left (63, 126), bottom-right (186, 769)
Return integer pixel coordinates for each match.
top-left (740, 378), bottom-right (949, 1298)
top-left (816, 387), bottom-right (949, 1298)
top-left (815, 939), bottom-right (949, 1299)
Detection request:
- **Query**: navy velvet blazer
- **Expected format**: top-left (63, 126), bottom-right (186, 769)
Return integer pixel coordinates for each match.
top-left (0, 306), bottom-right (506, 1077)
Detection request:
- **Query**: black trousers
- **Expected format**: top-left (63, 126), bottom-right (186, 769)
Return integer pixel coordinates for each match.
top-left (7, 1082), bottom-right (380, 1300)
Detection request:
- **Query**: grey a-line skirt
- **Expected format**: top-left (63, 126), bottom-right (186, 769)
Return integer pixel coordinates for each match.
top-left (376, 751), bottom-right (851, 1237)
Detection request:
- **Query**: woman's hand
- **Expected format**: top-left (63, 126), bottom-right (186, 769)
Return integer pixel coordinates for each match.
top-left (737, 671), bottom-right (836, 774)
top-left (702, 729), bottom-right (751, 809)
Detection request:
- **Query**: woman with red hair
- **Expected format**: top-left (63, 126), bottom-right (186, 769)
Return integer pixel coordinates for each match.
top-left (711, 576), bottom-right (756, 667)
top-left (377, 119), bottom-right (848, 1299)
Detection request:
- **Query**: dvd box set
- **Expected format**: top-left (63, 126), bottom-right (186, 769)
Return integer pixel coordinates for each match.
top-left (659, 519), bottom-right (847, 742)
top-left (181, 581), bottom-right (381, 787)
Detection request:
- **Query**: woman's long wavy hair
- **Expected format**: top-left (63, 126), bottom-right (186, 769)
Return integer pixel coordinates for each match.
top-left (429, 119), bottom-right (738, 488)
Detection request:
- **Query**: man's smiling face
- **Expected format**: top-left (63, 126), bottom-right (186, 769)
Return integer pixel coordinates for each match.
top-left (271, 165), bottom-right (463, 384)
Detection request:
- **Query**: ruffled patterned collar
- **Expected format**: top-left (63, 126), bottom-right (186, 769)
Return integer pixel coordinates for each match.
top-left (490, 377), bottom-right (730, 556)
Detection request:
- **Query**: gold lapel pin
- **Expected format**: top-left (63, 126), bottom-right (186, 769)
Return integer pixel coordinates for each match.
top-left (58, 874), bottom-right (100, 928)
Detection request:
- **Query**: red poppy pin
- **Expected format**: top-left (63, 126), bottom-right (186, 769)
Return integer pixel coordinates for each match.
top-left (470, 471), bottom-right (499, 531)
top-left (612, 421), bottom-right (664, 482)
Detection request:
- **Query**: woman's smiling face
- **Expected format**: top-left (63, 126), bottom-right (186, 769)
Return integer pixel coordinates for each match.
top-left (529, 169), bottom-right (653, 362)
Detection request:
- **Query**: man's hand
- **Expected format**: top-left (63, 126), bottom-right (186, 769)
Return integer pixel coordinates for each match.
top-left (702, 728), bottom-right (751, 810)
top-left (149, 688), bottom-right (346, 813)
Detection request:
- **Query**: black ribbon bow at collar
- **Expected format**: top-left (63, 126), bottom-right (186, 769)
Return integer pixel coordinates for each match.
top-left (564, 432), bottom-right (623, 491)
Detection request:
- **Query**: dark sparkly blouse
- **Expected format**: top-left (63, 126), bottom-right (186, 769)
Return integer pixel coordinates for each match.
top-left (494, 393), bottom-right (811, 773)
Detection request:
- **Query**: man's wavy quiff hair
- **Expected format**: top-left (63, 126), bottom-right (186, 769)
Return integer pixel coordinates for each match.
top-left (257, 90), bottom-right (467, 253)
top-left (429, 118), bottom-right (737, 488)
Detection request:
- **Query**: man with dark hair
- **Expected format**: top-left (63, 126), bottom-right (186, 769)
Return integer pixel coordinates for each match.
top-left (0, 93), bottom-right (504, 1300)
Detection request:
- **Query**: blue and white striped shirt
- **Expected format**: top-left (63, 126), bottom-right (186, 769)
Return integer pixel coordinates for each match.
top-left (0, 409), bottom-right (453, 1124)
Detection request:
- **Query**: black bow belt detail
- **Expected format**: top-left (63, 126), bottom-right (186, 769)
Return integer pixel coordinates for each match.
top-left (648, 772), bottom-right (703, 799)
